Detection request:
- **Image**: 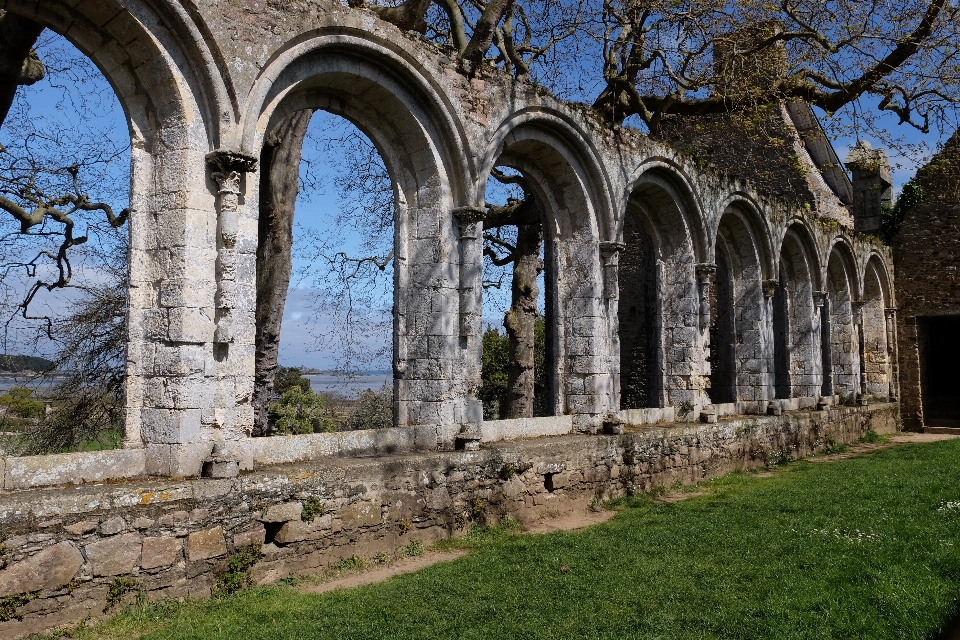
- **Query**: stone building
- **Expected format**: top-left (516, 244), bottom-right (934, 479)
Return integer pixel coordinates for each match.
top-left (894, 131), bottom-right (960, 430)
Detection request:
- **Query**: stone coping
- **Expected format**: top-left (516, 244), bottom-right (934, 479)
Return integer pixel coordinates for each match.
top-left (0, 403), bottom-right (896, 492)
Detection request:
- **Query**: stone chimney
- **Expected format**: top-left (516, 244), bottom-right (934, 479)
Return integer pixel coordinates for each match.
top-left (844, 140), bottom-right (893, 234)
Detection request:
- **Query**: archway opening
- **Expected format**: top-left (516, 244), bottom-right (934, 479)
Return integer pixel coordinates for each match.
top-left (619, 205), bottom-right (661, 409)
top-left (862, 259), bottom-right (891, 400)
top-left (479, 166), bottom-right (552, 420)
top-left (826, 248), bottom-right (859, 401)
top-left (619, 174), bottom-right (700, 410)
top-left (0, 29), bottom-right (131, 454)
top-left (712, 208), bottom-right (766, 404)
top-left (774, 230), bottom-right (819, 400)
top-left (708, 247), bottom-right (736, 404)
top-left (254, 111), bottom-right (397, 436)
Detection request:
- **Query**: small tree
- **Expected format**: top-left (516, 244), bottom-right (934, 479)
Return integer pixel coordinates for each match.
top-left (341, 385), bottom-right (393, 431)
top-left (0, 387), bottom-right (44, 419)
top-left (269, 386), bottom-right (333, 435)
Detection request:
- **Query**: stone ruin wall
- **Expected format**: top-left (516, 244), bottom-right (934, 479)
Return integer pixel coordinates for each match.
top-left (894, 131), bottom-right (960, 430)
top-left (0, 404), bottom-right (897, 637)
top-left (0, 0), bottom-right (907, 634)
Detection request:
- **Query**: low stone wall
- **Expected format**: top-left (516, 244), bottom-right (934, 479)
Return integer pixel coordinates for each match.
top-left (0, 404), bottom-right (897, 637)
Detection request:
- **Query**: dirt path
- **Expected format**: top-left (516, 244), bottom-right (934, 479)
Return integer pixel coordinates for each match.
top-left (296, 550), bottom-right (468, 595)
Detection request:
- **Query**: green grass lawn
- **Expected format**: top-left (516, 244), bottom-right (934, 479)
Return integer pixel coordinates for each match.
top-left (55, 438), bottom-right (960, 640)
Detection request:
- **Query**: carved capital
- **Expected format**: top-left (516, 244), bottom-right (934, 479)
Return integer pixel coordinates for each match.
top-left (762, 279), bottom-right (779, 298)
top-left (884, 307), bottom-right (898, 318)
top-left (211, 170), bottom-right (241, 197)
top-left (454, 206), bottom-right (486, 240)
top-left (205, 150), bottom-right (258, 175)
top-left (812, 290), bottom-right (828, 305)
top-left (695, 263), bottom-right (717, 284)
top-left (599, 241), bottom-right (625, 262)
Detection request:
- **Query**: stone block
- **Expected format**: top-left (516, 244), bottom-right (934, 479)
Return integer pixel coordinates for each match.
top-left (187, 527), bottom-right (227, 562)
top-left (63, 520), bottom-right (99, 536)
top-left (340, 503), bottom-right (381, 529)
top-left (141, 537), bottom-right (181, 570)
top-left (167, 307), bottom-right (215, 344)
top-left (261, 502), bottom-right (303, 523)
top-left (141, 408), bottom-right (202, 444)
top-left (0, 542), bottom-right (84, 597)
top-left (133, 517), bottom-right (155, 530)
top-left (145, 443), bottom-right (213, 477)
top-left (274, 516), bottom-right (333, 544)
top-left (232, 524), bottom-right (266, 548)
top-left (100, 516), bottom-right (127, 536)
top-left (3, 450), bottom-right (146, 489)
top-left (85, 533), bottom-right (142, 576)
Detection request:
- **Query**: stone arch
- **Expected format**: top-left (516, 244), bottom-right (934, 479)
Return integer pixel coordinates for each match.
top-left (478, 112), bottom-right (613, 428)
top-left (241, 32), bottom-right (474, 441)
top-left (861, 253), bottom-right (893, 399)
top-left (5, 0), bottom-right (227, 453)
top-left (618, 164), bottom-right (707, 410)
top-left (712, 203), bottom-right (768, 403)
top-left (773, 224), bottom-right (821, 399)
top-left (824, 240), bottom-right (861, 400)
top-left (714, 193), bottom-right (776, 280)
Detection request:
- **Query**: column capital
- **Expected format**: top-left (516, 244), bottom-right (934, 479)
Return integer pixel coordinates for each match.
top-left (812, 290), bottom-right (828, 305)
top-left (762, 279), bottom-right (779, 298)
top-left (599, 241), bottom-right (626, 259)
top-left (205, 149), bottom-right (258, 174)
top-left (453, 206), bottom-right (486, 224)
top-left (695, 263), bottom-right (717, 285)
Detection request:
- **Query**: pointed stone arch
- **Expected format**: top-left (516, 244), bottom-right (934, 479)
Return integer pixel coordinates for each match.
top-left (239, 32), bottom-right (474, 445)
top-left (618, 163), bottom-right (708, 410)
top-left (479, 110), bottom-right (615, 431)
top-left (824, 238), bottom-right (862, 401)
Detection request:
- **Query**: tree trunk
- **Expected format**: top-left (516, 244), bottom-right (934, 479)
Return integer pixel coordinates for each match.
top-left (252, 109), bottom-right (313, 437)
top-left (503, 222), bottom-right (543, 418)
top-left (0, 12), bottom-right (45, 126)
top-left (462, 0), bottom-right (513, 69)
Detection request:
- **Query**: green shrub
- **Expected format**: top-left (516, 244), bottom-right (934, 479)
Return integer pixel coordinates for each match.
top-left (0, 591), bottom-right (38, 622)
top-left (105, 576), bottom-right (143, 611)
top-left (341, 385), bottom-right (393, 431)
top-left (301, 496), bottom-right (326, 522)
top-left (860, 429), bottom-right (890, 444)
top-left (0, 387), bottom-right (44, 419)
top-left (213, 544), bottom-right (262, 596)
top-left (269, 387), bottom-right (333, 435)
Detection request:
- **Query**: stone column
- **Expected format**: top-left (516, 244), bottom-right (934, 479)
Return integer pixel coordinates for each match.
top-left (599, 242), bottom-right (625, 417)
top-left (813, 290), bottom-right (831, 397)
top-left (762, 279), bottom-right (779, 402)
top-left (696, 263), bottom-right (717, 331)
top-left (207, 151), bottom-right (258, 344)
top-left (852, 300), bottom-right (867, 401)
top-left (885, 307), bottom-right (899, 401)
top-left (206, 151), bottom-right (258, 438)
top-left (453, 206), bottom-right (485, 450)
top-left (599, 242), bottom-right (625, 300)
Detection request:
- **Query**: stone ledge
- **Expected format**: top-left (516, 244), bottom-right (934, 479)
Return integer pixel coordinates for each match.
top-left (481, 416), bottom-right (573, 442)
top-left (2, 449), bottom-right (146, 490)
top-left (0, 404), bottom-right (897, 496)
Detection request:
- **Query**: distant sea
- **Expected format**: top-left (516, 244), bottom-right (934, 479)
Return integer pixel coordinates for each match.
top-left (0, 373), bottom-right (393, 398)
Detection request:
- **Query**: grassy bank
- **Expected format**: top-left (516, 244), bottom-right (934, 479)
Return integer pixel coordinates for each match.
top-left (46, 438), bottom-right (960, 640)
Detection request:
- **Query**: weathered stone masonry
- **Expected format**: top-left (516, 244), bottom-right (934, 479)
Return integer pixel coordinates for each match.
top-left (0, 404), bottom-right (895, 637)
top-left (0, 0), bottom-right (898, 471)
top-left (0, 0), bottom-right (905, 634)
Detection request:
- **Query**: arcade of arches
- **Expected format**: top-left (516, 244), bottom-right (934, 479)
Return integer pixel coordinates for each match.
top-left (0, 0), bottom-right (897, 475)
